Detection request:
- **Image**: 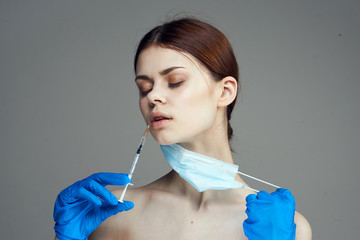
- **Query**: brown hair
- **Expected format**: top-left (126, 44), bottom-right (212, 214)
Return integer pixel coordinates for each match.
top-left (134, 17), bottom-right (239, 141)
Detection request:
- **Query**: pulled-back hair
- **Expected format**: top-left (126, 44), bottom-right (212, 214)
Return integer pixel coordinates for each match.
top-left (134, 17), bottom-right (239, 141)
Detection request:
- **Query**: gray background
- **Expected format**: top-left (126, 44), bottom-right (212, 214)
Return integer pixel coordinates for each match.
top-left (1, 0), bottom-right (359, 239)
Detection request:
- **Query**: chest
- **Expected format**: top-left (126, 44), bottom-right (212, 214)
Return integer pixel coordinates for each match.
top-left (126, 203), bottom-right (248, 240)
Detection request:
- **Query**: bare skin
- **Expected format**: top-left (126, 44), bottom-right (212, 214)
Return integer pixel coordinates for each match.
top-left (86, 46), bottom-right (312, 240)
top-left (89, 171), bottom-right (251, 240)
top-left (88, 171), bottom-right (311, 240)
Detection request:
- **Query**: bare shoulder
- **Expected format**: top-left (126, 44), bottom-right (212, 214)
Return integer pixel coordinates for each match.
top-left (294, 211), bottom-right (312, 240)
top-left (88, 188), bottom-right (144, 240)
top-left (88, 182), bottom-right (168, 240)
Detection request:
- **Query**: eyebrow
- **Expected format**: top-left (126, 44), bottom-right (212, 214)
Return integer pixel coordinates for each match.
top-left (135, 66), bottom-right (185, 81)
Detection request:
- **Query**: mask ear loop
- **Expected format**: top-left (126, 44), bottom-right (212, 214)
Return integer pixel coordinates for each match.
top-left (237, 171), bottom-right (281, 193)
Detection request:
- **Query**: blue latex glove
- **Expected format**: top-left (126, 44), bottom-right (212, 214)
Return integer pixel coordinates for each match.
top-left (243, 188), bottom-right (296, 240)
top-left (53, 172), bottom-right (134, 240)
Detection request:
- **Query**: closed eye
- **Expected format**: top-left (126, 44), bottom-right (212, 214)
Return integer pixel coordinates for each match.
top-left (139, 88), bottom-right (152, 96)
top-left (136, 80), bottom-right (153, 97)
top-left (168, 81), bottom-right (183, 88)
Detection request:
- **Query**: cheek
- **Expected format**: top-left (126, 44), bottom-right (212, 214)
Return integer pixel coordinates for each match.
top-left (139, 99), bottom-right (148, 120)
top-left (176, 86), bottom-right (216, 122)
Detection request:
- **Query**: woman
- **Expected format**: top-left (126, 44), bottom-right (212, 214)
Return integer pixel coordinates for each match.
top-left (53, 18), bottom-right (312, 240)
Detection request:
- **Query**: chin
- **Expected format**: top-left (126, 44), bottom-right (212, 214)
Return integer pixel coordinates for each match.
top-left (154, 138), bottom-right (176, 146)
top-left (150, 127), bottom-right (195, 146)
top-left (151, 132), bottom-right (179, 146)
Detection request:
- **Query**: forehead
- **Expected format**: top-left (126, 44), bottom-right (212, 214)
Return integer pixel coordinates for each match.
top-left (136, 46), bottom-right (208, 76)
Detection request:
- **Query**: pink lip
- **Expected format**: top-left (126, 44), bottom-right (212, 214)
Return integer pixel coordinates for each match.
top-left (150, 112), bottom-right (172, 128)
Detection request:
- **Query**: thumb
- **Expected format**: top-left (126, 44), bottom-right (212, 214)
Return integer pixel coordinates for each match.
top-left (99, 201), bottom-right (134, 221)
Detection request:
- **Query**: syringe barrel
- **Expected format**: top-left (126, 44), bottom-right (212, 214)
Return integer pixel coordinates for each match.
top-left (128, 154), bottom-right (140, 176)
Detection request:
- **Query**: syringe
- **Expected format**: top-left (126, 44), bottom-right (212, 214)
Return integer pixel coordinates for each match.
top-left (118, 125), bottom-right (150, 202)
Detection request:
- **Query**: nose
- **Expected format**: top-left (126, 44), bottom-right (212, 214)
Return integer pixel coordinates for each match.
top-left (147, 85), bottom-right (166, 106)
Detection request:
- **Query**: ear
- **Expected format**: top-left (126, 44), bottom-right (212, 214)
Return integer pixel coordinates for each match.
top-left (217, 76), bottom-right (237, 108)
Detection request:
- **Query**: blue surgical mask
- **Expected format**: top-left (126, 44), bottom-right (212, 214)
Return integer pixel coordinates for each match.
top-left (161, 144), bottom-right (281, 192)
top-left (160, 144), bottom-right (245, 192)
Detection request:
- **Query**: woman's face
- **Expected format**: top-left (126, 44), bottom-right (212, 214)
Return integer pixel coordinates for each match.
top-left (135, 46), bottom-right (221, 146)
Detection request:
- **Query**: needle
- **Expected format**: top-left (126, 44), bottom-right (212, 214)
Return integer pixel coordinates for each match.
top-left (118, 125), bottom-right (150, 202)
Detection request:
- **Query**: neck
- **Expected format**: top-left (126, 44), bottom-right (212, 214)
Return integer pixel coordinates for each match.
top-left (166, 170), bottom-right (242, 210)
top-left (178, 118), bottom-right (234, 165)
top-left (162, 114), bottom-right (244, 206)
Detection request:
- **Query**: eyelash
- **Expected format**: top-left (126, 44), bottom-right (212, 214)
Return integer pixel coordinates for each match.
top-left (140, 89), bottom-right (151, 97)
top-left (139, 81), bottom-right (184, 97)
top-left (168, 81), bottom-right (183, 88)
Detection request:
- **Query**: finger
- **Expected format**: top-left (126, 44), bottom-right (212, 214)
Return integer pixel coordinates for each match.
top-left (99, 201), bottom-right (134, 221)
top-left (83, 180), bottom-right (118, 206)
top-left (75, 187), bottom-right (102, 207)
top-left (274, 188), bottom-right (296, 204)
top-left (277, 188), bottom-right (294, 197)
top-left (118, 201), bottom-right (134, 211)
top-left (244, 207), bottom-right (259, 223)
top-left (243, 220), bottom-right (256, 240)
top-left (256, 190), bottom-right (272, 200)
top-left (88, 172), bottom-right (131, 186)
top-left (245, 194), bottom-right (256, 203)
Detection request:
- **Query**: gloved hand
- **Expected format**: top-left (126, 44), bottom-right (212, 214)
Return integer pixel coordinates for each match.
top-left (243, 188), bottom-right (296, 240)
top-left (53, 172), bottom-right (134, 240)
